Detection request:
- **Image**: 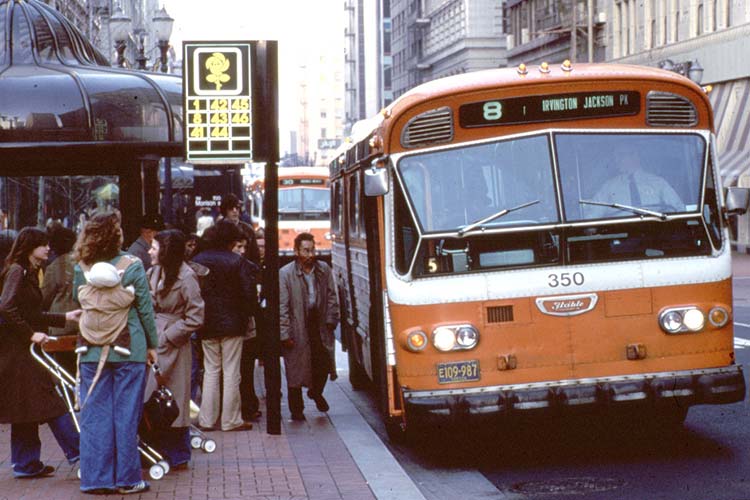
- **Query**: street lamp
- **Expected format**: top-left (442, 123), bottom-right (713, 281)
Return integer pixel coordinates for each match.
top-left (152, 6), bottom-right (174, 74)
top-left (687, 59), bottom-right (704, 85)
top-left (658, 58), bottom-right (704, 85)
top-left (109, 5), bottom-right (131, 68)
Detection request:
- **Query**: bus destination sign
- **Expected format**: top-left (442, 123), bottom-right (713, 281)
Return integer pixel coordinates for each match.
top-left (184, 41), bottom-right (252, 163)
top-left (458, 91), bottom-right (640, 128)
top-left (280, 178), bottom-right (326, 186)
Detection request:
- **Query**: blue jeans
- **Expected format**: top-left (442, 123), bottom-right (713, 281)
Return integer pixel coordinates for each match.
top-left (79, 361), bottom-right (146, 492)
top-left (11, 413), bottom-right (80, 477)
top-left (153, 427), bottom-right (190, 466)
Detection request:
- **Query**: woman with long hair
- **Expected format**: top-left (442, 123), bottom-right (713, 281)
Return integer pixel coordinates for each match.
top-left (72, 212), bottom-right (158, 495)
top-left (145, 229), bottom-right (204, 469)
top-left (0, 227), bottom-right (81, 478)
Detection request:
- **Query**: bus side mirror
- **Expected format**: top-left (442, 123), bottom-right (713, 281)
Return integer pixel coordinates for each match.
top-left (725, 187), bottom-right (750, 216)
top-left (364, 165), bottom-right (389, 197)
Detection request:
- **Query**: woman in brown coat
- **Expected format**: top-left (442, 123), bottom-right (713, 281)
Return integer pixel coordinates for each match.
top-left (0, 227), bottom-right (81, 478)
top-left (146, 229), bottom-right (204, 468)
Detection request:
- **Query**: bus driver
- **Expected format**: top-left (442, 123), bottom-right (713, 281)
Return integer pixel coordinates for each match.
top-left (591, 147), bottom-right (683, 218)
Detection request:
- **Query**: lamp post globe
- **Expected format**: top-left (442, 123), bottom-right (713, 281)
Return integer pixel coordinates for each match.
top-left (153, 6), bottom-right (175, 73)
top-left (109, 5), bottom-right (131, 67)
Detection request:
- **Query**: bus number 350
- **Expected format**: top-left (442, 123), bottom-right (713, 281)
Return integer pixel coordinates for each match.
top-left (548, 272), bottom-right (585, 287)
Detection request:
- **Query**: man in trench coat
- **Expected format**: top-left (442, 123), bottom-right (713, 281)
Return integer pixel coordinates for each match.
top-left (279, 233), bottom-right (339, 420)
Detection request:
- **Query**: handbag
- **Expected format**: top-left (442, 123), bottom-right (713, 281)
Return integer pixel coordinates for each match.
top-left (141, 365), bottom-right (179, 434)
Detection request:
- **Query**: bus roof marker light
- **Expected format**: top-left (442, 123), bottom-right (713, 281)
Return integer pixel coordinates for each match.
top-left (517, 63), bottom-right (528, 76)
top-left (539, 62), bottom-right (551, 74)
top-left (561, 60), bottom-right (573, 72)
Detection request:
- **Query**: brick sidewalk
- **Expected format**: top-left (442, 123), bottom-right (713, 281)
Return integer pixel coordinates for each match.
top-left (0, 399), bottom-right (376, 500)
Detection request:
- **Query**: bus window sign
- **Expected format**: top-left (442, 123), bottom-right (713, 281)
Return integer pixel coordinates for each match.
top-left (184, 41), bottom-right (252, 163)
top-left (459, 91), bottom-right (640, 128)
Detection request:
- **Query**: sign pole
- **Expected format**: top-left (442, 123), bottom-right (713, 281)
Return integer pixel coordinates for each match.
top-left (252, 40), bottom-right (281, 435)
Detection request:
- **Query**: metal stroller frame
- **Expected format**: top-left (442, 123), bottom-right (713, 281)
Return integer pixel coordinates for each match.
top-left (30, 337), bottom-right (172, 480)
top-left (188, 401), bottom-right (217, 453)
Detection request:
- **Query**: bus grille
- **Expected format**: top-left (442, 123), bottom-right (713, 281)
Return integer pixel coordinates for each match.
top-left (646, 91), bottom-right (698, 127)
top-left (487, 305), bottom-right (514, 323)
top-left (401, 107), bottom-right (453, 148)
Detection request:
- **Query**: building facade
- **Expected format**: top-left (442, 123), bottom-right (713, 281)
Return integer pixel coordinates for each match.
top-left (344, 0), bottom-right (393, 136)
top-left (504, 0), bottom-right (607, 66)
top-left (391, 0), bottom-right (507, 99)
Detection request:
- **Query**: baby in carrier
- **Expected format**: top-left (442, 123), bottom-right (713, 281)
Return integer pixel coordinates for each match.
top-left (76, 256), bottom-right (137, 356)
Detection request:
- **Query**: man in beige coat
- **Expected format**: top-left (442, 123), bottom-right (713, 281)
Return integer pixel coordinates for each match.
top-left (279, 233), bottom-right (339, 421)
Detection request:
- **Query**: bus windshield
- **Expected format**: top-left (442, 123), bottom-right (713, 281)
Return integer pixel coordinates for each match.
top-left (557, 133), bottom-right (704, 221)
top-left (397, 134), bottom-right (559, 233)
top-left (393, 132), bottom-right (715, 277)
top-left (278, 187), bottom-right (330, 221)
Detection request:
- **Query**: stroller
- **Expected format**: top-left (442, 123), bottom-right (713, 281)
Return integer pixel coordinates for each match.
top-left (30, 336), bottom-right (172, 481)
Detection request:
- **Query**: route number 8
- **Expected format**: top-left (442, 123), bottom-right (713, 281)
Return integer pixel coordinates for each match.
top-left (483, 101), bottom-right (503, 121)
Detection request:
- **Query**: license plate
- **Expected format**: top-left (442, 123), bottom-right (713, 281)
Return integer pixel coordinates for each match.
top-left (437, 360), bottom-right (480, 384)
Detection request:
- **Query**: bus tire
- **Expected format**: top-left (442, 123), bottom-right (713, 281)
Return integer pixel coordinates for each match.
top-left (385, 417), bottom-right (407, 444)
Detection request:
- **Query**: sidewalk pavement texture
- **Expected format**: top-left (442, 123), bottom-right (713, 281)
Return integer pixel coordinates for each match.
top-left (0, 343), bottom-right (425, 500)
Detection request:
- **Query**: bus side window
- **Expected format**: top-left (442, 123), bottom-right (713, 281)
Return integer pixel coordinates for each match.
top-left (348, 173), bottom-right (360, 240)
top-left (331, 180), bottom-right (342, 235)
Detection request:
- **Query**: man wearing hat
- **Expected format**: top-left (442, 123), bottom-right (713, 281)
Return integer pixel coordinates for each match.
top-left (127, 214), bottom-right (164, 271)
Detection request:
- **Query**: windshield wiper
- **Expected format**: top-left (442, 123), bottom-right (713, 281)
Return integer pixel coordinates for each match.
top-left (579, 199), bottom-right (667, 220)
top-left (457, 200), bottom-right (540, 237)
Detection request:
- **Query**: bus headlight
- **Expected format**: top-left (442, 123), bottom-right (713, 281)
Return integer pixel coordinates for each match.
top-left (660, 311), bottom-right (683, 333)
top-left (406, 330), bottom-right (428, 351)
top-left (683, 309), bottom-right (705, 331)
top-left (456, 326), bottom-right (479, 349)
top-left (659, 307), bottom-right (706, 334)
top-left (433, 327), bottom-right (457, 352)
top-left (708, 307), bottom-right (730, 327)
top-left (432, 324), bottom-right (480, 351)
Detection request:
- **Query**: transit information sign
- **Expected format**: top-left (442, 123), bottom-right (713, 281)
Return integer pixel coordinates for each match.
top-left (459, 91), bottom-right (640, 128)
top-left (184, 41), bottom-right (252, 162)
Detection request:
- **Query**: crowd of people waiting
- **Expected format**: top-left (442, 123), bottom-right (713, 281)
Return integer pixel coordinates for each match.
top-left (0, 192), bottom-right (340, 495)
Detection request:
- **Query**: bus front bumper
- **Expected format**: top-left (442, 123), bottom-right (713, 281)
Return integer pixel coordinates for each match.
top-left (402, 366), bottom-right (745, 420)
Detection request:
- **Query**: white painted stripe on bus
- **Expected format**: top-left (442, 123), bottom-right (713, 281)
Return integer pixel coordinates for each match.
top-left (386, 249), bottom-right (732, 305)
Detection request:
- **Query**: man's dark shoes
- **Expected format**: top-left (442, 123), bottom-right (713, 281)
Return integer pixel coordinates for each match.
top-left (314, 395), bottom-right (329, 412)
top-left (307, 390), bottom-right (330, 412)
top-left (291, 412), bottom-right (306, 421)
top-left (14, 464), bottom-right (55, 478)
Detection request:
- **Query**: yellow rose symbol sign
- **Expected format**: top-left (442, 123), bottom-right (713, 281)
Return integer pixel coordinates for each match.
top-left (205, 52), bottom-right (231, 91)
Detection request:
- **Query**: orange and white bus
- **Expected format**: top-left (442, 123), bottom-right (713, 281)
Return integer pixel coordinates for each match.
top-left (247, 166), bottom-right (331, 261)
top-left (330, 62), bottom-right (749, 441)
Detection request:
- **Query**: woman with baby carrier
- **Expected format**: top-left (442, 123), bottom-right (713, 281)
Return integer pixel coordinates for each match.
top-left (145, 229), bottom-right (204, 469)
top-left (73, 212), bottom-right (159, 495)
top-left (0, 227), bottom-right (82, 478)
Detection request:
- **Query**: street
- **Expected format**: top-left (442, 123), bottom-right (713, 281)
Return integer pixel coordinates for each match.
top-left (339, 259), bottom-right (750, 500)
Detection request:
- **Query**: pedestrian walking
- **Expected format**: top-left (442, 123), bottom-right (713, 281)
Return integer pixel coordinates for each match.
top-left (73, 212), bottom-right (158, 495)
top-left (193, 220), bottom-right (258, 432)
top-left (146, 229), bottom-right (204, 469)
top-left (0, 227), bottom-right (82, 478)
top-left (279, 233), bottom-right (340, 421)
